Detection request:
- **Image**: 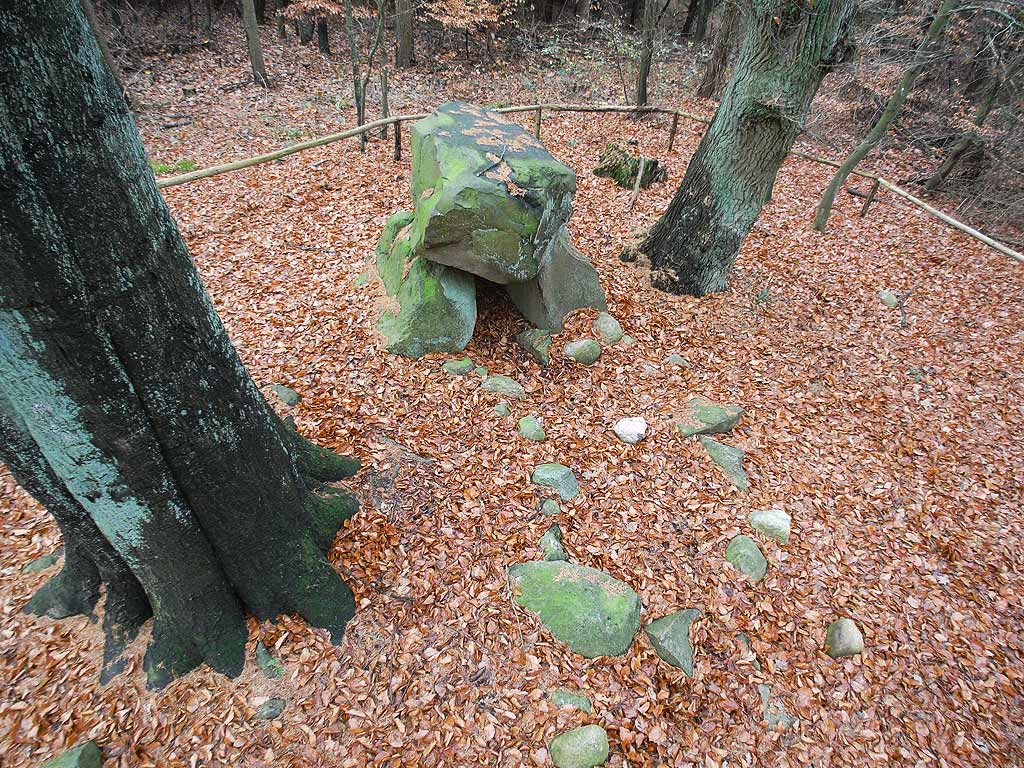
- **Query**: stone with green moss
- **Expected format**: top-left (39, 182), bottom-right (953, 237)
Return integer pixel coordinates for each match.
top-left (375, 211), bottom-right (477, 358)
top-left (539, 498), bottom-right (560, 516)
top-left (699, 436), bottom-right (749, 491)
top-left (677, 395), bottom-right (744, 436)
top-left (725, 535), bottom-right (767, 581)
top-left (41, 742), bottom-right (101, 768)
top-left (532, 463), bottom-right (579, 500)
top-left (506, 229), bottom-right (606, 332)
top-left (518, 414), bottom-right (546, 442)
top-left (593, 140), bottom-right (668, 189)
top-left (509, 560), bottom-right (641, 657)
top-left (442, 357), bottom-right (474, 375)
top-left (493, 402), bottom-right (511, 417)
top-left (254, 697), bottom-right (286, 720)
top-left (825, 617), bottom-right (864, 658)
top-left (592, 312), bottom-right (623, 344)
top-left (564, 339), bottom-right (601, 365)
top-left (270, 383), bottom-right (301, 407)
top-left (255, 640), bottom-right (285, 679)
top-left (409, 102), bottom-right (575, 285)
top-left (482, 374), bottom-right (526, 399)
top-left (539, 522), bottom-right (567, 561)
top-left (645, 609), bottom-right (700, 676)
top-left (548, 688), bottom-right (592, 713)
top-left (549, 724), bottom-right (610, 768)
top-left (515, 327), bottom-right (553, 366)
top-left (759, 683), bottom-right (797, 730)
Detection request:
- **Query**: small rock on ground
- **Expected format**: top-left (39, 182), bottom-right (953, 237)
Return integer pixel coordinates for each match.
top-left (493, 403), bottom-right (511, 417)
top-left (878, 289), bottom-right (900, 307)
top-left (699, 436), bottom-right (749, 491)
top-left (548, 688), bottom-right (593, 713)
top-left (613, 416), bottom-right (647, 444)
top-left (549, 724), bottom-right (610, 768)
top-left (725, 535), bottom-right (767, 581)
top-left (256, 641), bottom-right (284, 679)
top-left (442, 357), bottom-right (474, 375)
top-left (481, 375), bottom-right (526, 399)
top-left (825, 618), bottom-right (864, 658)
top-left (516, 328), bottom-right (553, 366)
top-left (677, 395), bottom-right (744, 436)
top-left (41, 742), bottom-right (102, 768)
top-left (531, 463), bottom-right (579, 500)
top-left (749, 508), bottom-right (791, 544)
top-left (474, 366), bottom-right (488, 376)
top-left (518, 415), bottom-right (546, 442)
top-left (665, 353), bottom-right (688, 367)
top-left (759, 683), bottom-right (797, 730)
top-left (254, 698), bottom-right (286, 720)
top-left (564, 339), bottom-right (601, 365)
top-left (539, 499), bottom-right (560, 516)
top-left (539, 523), bottom-right (567, 561)
top-left (592, 312), bottom-right (623, 344)
top-left (270, 383), bottom-right (301, 406)
top-left (645, 609), bottom-right (700, 676)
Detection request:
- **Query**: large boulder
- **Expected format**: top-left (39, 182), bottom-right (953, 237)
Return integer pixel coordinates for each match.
top-left (375, 210), bottom-right (477, 357)
top-left (372, 103), bottom-right (606, 355)
top-left (505, 228), bottom-right (606, 332)
top-left (509, 560), bottom-right (641, 657)
top-left (409, 102), bottom-right (575, 285)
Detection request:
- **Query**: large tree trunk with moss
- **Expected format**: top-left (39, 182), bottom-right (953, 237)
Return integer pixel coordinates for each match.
top-left (638, 0), bottom-right (854, 296)
top-left (0, 0), bottom-right (359, 688)
top-left (812, 0), bottom-right (960, 230)
top-left (241, 0), bottom-right (269, 85)
top-left (395, 0), bottom-right (414, 67)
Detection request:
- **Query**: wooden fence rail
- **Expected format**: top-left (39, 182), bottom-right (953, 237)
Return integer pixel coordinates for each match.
top-left (155, 101), bottom-right (1023, 265)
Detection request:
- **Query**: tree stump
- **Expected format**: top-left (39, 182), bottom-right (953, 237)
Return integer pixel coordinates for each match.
top-left (593, 140), bottom-right (667, 189)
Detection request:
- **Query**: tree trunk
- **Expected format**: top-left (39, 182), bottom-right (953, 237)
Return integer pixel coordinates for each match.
top-left (639, 0), bottom-right (854, 295)
top-left (297, 18), bottom-right (314, 44)
top-left (254, 0), bottom-right (266, 23)
top-left (275, 0), bottom-right (287, 37)
top-left (316, 17), bottom-right (330, 54)
top-left (0, 0), bottom-right (359, 688)
top-left (812, 0), bottom-right (960, 231)
top-left (692, 0), bottom-right (714, 43)
top-left (696, 0), bottom-right (740, 100)
top-left (79, 0), bottom-right (129, 105)
top-left (634, 0), bottom-right (655, 107)
top-left (241, 0), bottom-right (269, 85)
top-left (204, 0), bottom-right (214, 38)
top-left (395, 0), bottom-right (414, 67)
top-left (681, 0), bottom-right (699, 35)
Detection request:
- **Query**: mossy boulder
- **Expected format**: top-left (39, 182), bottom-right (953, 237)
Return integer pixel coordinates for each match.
top-left (375, 210), bottom-right (477, 357)
top-left (677, 395), bottom-right (744, 436)
top-left (410, 102), bottom-right (575, 285)
top-left (725, 535), bottom-right (767, 581)
top-left (509, 560), bottom-right (641, 657)
top-left (532, 463), bottom-right (579, 500)
top-left (506, 229), bottom-right (606, 332)
top-left (549, 725), bottom-right (610, 768)
top-left (41, 742), bottom-right (101, 768)
top-left (645, 608), bottom-right (700, 676)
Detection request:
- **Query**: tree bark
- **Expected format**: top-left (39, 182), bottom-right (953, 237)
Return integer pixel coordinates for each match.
top-left (79, 0), bottom-right (129, 105)
top-left (296, 18), bottom-right (314, 44)
top-left (395, 0), bottom-right (414, 68)
top-left (316, 17), bottom-right (330, 54)
top-left (275, 0), bottom-right (287, 37)
top-left (639, 0), bottom-right (854, 295)
top-left (812, 0), bottom-right (960, 231)
top-left (0, 0), bottom-right (359, 688)
top-left (634, 0), bottom-right (656, 107)
top-left (241, 0), bottom-right (269, 86)
top-left (696, 0), bottom-right (740, 100)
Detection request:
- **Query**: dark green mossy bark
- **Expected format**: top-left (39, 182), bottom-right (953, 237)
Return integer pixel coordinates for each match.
top-left (0, 0), bottom-right (359, 688)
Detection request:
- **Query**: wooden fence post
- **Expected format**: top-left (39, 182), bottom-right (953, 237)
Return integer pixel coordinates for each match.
top-left (394, 120), bottom-right (401, 161)
top-left (667, 112), bottom-right (679, 153)
top-left (534, 108), bottom-right (542, 139)
top-left (859, 178), bottom-right (880, 217)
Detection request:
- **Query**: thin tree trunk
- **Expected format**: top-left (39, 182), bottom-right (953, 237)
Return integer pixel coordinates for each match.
top-left (395, 0), bottom-right (414, 67)
top-left (297, 18), bottom-right (314, 44)
top-left (204, 0), bottom-right (214, 37)
top-left (317, 17), bottom-right (330, 54)
top-left (380, 67), bottom-right (390, 138)
top-left (275, 0), bottom-right (287, 37)
top-left (1, 0), bottom-right (359, 688)
top-left (812, 0), bottom-right (960, 231)
top-left (241, 0), bottom-right (268, 86)
top-left (640, 0), bottom-right (855, 295)
top-left (634, 0), bottom-right (655, 106)
top-left (924, 58), bottom-right (1016, 192)
top-left (696, 0), bottom-right (739, 99)
top-left (693, 0), bottom-right (714, 43)
top-left (681, 0), bottom-right (699, 35)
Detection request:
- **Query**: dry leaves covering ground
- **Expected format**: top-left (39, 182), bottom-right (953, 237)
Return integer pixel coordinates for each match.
top-left (2, 26), bottom-right (1023, 768)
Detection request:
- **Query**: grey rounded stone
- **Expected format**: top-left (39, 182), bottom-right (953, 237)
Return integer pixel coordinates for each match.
top-left (725, 535), bottom-right (767, 581)
top-left (564, 339), bottom-right (601, 365)
top-left (592, 312), bottom-right (623, 344)
top-left (481, 375), bottom-right (526, 399)
top-left (549, 724), bottom-right (610, 768)
top-left (825, 618), bottom-right (864, 658)
top-left (518, 415), bottom-right (546, 442)
top-left (531, 463), bottom-right (579, 500)
top-left (749, 508), bottom-right (791, 544)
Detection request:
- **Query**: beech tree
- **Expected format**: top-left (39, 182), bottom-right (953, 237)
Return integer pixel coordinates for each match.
top-left (242, 0), bottom-right (269, 85)
top-left (0, 0), bottom-right (360, 688)
top-left (636, 0), bottom-right (854, 295)
top-left (696, 0), bottom-right (740, 100)
top-left (396, 0), bottom-right (414, 67)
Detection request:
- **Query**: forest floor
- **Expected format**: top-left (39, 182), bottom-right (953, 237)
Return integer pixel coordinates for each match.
top-left (2, 21), bottom-right (1023, 768)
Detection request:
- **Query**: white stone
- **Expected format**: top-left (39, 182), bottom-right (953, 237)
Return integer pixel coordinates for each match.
top-left (613, 417), bottom-right (647, 444)
top-left (749, 508), bottom-right (791, 544)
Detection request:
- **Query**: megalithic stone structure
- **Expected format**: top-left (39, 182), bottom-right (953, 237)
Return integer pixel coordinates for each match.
top-left (374, 101), bottom-right (606, 357)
